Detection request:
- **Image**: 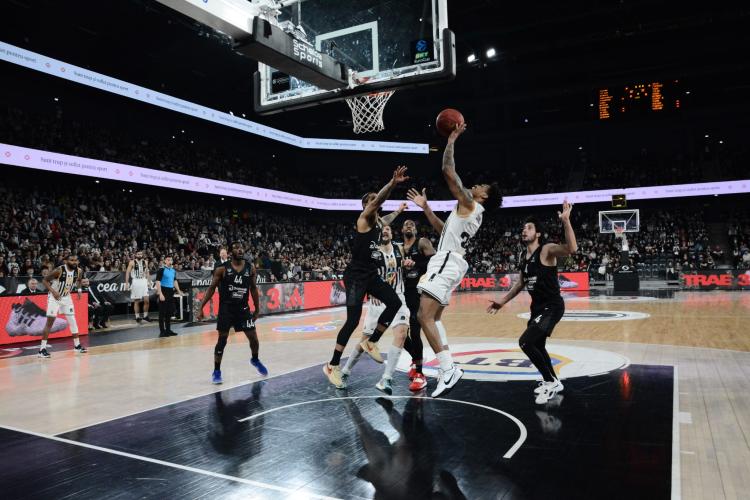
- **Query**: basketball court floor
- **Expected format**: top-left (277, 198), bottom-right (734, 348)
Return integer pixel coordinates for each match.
top-left (1, 289), bottom-right (749, 499)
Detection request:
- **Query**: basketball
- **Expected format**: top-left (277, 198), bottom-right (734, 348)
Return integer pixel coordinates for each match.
top-left (436, 108), bottom-right (465, 137)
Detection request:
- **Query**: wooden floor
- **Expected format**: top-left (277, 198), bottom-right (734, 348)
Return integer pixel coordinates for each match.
top-left (1, 289), bottom-right (749, 499)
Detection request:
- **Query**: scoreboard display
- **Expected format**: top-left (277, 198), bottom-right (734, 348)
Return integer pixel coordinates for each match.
top-left (597, 80), bottom-right (682, 120)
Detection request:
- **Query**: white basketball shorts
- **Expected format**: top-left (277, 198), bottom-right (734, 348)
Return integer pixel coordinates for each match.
top-left (416, 250), bottom-right (469, 306)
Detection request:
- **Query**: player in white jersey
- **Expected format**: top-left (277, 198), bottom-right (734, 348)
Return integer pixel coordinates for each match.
top-left (39, 254), bottom-right (87, 357)
top-left (340, 225), bottom-right (414, 395)
top-left (409, 123), bottom-right (501, 397)
top-left (125, 250), bottom-right (152, 323)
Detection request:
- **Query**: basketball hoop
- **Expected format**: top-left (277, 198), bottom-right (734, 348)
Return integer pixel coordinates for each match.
top-left (345, 74), bottom-right (395, 133)
top-left (614, 227), bottom-right (625, 239)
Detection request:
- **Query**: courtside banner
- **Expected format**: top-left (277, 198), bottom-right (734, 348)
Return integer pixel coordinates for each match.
top-left (0, 293), bottom-right (89, 345)
top-left (195, 279), bottom-right (347, 318)
top-left (681, 270), bottom-right (750, 290)
top-left (457, 272), bottom-right (590, 292)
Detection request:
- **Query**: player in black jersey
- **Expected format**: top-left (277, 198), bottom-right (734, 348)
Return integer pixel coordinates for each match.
top-left (401, 217), bottom-right (436, 391)
top-left (487, 201), bottom-right (577, 404)
top-left (323, 166), bottom-right (409, 389)
top-left (197, 241), bottom-right (267, 385)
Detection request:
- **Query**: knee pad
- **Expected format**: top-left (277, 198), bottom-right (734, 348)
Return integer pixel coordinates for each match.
top-left (65, 314), bottom-right (79, 334)
top-left (214, 335), bottom-right (229, 356)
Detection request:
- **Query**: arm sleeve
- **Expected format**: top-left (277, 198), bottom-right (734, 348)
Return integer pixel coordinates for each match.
top-left (156, 268), bottom-right (164, 281)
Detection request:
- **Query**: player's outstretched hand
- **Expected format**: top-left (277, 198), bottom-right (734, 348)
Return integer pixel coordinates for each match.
top-left (447, 122), bottom-right (467, 144)
top-left (392, 165), bottom-right (409, 184)
top-left (407, 188), bottom-right (428, 209)
top-left (558, 200), bottom-right (573, 222)
top-left (486, 300), bottom-right (503, 314)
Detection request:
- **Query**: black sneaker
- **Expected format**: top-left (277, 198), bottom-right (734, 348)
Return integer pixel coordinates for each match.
top-left (136, 317), bottom-right (143, 324)
top-left (167, 330), bottom-right (178, 336)
top-left (38, 348), bottom-right (51, 359)
top-left (74, 344), bottom-right (87, 354)
top-left (100, 322), bottom-right (109, 329)
top-left (142, 316), bottom-right (153, 323)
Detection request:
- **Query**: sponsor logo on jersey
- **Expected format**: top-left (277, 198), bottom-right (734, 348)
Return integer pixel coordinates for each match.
top-left (517, 310), bottom-right (650, 321)
top-left (396, 343), bottom-right (629, 381)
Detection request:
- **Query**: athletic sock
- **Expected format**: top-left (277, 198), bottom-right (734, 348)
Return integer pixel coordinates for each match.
top-left (40, 340), bottom-right (48, 350)
top-left (73, 337), bottom-right (80, 347)
top-left (436, 350), bottom-right (454, 371)
top-left (342, 347), bottom-right (364, 374)
top-left (384, 345), bottom-right (403, 379)
top-left (435, 321), bottom-right (448, 348)
top-left (330, 350), bottom-right (343, 366)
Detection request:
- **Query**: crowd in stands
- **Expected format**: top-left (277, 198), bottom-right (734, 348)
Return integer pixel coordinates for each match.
top-left (729, 216), bottom-right (750, 270)
top-left (0, 171), bottom-right (726, 286)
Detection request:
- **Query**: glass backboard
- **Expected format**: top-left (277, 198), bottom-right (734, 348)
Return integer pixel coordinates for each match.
top-left (254, 0), bottom-right (453, 114)
top-left (599, 209), bottom-right (640, 234)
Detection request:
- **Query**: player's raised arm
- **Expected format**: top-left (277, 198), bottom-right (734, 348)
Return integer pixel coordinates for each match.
top-left (442, 124), bottom-right (474, 211)
top-left (381, 202), bottom-right (407, 225)
top-left (407, 188), bottom-right (444, 233)
top-left (197, 266), bottom-right (224, 321)
top-left (359, 166), bottom-right (409, 230)
top-left (543, 201), bottom-right (578, 260)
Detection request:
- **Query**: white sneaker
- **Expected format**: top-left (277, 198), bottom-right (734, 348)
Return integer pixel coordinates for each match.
top-left (431, 365), bottom-right (464, 398)
top-left (535, 385), bottom-right (559, 404)
top-left (534, 379), bottom-right (564, 394)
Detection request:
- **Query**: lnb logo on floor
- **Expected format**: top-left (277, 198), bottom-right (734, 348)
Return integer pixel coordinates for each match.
top-left (517, 310), bottom-right (650, 321)
top-left (397, 343), bottom-right (630, 381)
top-left (272, 324), bottom-right (337, 333)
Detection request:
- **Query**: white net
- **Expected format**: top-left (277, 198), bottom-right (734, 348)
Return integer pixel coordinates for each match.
top-left (345, 91), bottom-right (395, 133)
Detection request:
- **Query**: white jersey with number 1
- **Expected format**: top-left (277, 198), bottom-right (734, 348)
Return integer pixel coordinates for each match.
top-left (418, 201), bottom-right (485, 306)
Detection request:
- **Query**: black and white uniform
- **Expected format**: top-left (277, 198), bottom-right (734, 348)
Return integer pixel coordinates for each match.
top-left (418, 202), bottom-right (485, 305)
top-left (129, 259), bottom-right (149, 300)
top-left (363, 245), bottom-right (410, 334)
top-left (46, 265), bottom-right (79, 318)
top-left (403, 239), bottom-right (430, 321)
top-left (520, 246), bottom-right (565, 335)
top-left (342, 220), bottom-right (401, 316)
top-left (216, 260), bottom-right (256, 332)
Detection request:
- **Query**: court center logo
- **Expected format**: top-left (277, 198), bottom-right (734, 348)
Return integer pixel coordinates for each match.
top-left (517, 310), bottom-right (650, 321)
top-left (273, 322), bottom-right (337, 333)
top-left (566, 295), bottom-right (659, 303)
top-left (397, 343), bottom-right (629, 381)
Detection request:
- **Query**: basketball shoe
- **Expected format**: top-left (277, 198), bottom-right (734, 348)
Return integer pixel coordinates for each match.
top-left (534, 379), bottom-right (564, 394)
top-left (432, 365), bottom-right (463, 398)
top-left (323, 363), bottom-right (344, 388)
top-left (375, 377), bottom-right (393, 395)
top-left (360, 339), bottom-right (383, 363)
top-left (409, 373), bottom-right (427, 391)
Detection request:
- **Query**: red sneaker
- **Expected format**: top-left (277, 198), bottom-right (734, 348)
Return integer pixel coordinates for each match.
top-left (409, 373), bottom-right (427, 392)
top-left (407, 364), bottom-right (418, 380)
